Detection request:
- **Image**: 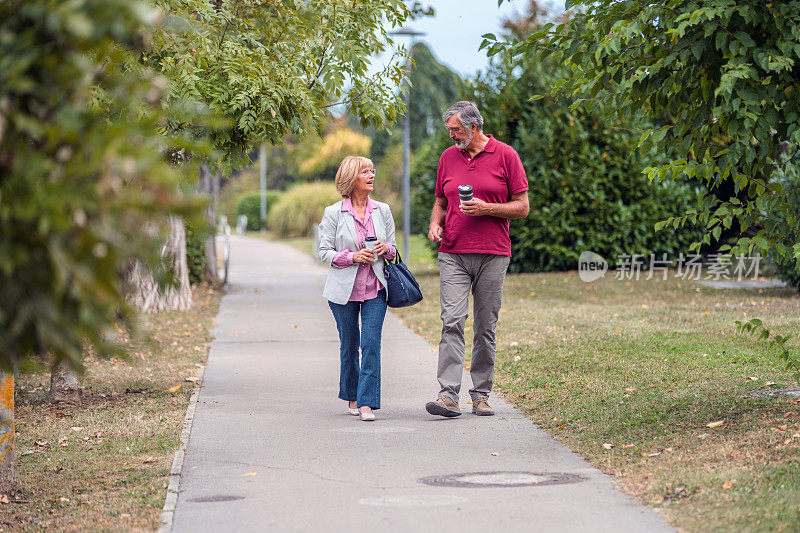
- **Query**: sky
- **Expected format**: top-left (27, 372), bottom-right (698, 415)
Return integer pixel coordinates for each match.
top-left (394, 0), bottom-right (566, 78)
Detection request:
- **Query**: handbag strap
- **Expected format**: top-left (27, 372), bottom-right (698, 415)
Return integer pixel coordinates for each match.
top-left (389, 248), bottom-right (403, 265)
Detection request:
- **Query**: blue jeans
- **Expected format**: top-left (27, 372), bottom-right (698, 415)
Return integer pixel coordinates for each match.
top-left (328, 291), bottom-right (387, 409)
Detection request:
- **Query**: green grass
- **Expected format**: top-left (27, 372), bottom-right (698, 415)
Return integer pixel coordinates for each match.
top-left (394, 268), bottom-right (800, 532)
top-left (7, 287), bottom-right (222, 531)
top-left (269, 232), bottom-right (800, 531)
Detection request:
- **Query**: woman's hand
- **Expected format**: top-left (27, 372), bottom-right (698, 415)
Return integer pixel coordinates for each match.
top-left (352, 248), bottom-right (376, 264)
top-left (374, 241), bottom-right (393, 256)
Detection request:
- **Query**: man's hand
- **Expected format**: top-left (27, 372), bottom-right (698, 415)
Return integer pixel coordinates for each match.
top-left (459, 198), bottom-right (492, 217)
top-left (428, 224), bottom-right (443, 243)
top-left (352, 248), bottom-right (376, 264)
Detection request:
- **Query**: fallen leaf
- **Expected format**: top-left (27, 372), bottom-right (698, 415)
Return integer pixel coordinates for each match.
top-left (0, 494), bottom-right (9, 504)
top-left (59, 497), bottom-right (70, 503)
top-left (168, 385), bottom-right (182, 393)
top-left (614, 328), bottom-right (620, 332)
top-left (602, 443), bottom-right (614, 450)
top-left (722, 481), bottom-right (733, 489)
top-left (623, 444), bottom-right (635, 449)
top-left (35, 440), bottom-right (49, 447)
top-left (703, 311), bottom-right (710, 315)
top-left (70, 426), bottom-right (83, 432)
top-left (625, 387), bottom-right (635, 392)
top-left (291, 325), bottom-right (298, 328)
top-left (647, 452), bottom-right (661, 457)
top-left (706, 420), bottom-right (724, 428)
top-left (142, 457), bottom-right (156, 464)
top-left (185, 377), bottom-right (199, 383)
top-left (747, 376), bottom-right (759, 381)
top-left (466, 400), bottom-right (472, 404)
top-left (778, 424), bottom-right (788, 431)
top-left (242, 472), bottom-right (257, 477)
top-left (766, 381), bottom-right (776, 386)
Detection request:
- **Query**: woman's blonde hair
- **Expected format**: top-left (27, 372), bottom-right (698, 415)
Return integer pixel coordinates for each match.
top-left (335, 155), bottom-right (373, 198)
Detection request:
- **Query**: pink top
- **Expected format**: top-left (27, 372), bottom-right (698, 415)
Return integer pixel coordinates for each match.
top-left (331, 197), bottom-right (396, 302)
top-left (435, 135), bottom-right (528, 256)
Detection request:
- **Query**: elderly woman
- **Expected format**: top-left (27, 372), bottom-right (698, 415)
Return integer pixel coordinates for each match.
top-left (317, 156), bottom-right (397, 421)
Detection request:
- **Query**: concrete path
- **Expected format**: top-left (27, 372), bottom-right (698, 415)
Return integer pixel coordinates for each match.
top-left (169, 236), bottom-right (673, 532)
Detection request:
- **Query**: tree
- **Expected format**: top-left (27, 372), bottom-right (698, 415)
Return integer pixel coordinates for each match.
top-left (0, 0), bottom-right (203, 493)
top-left (412, 2), bottom-right (703, 271)
top-left (489, 0), bottom-right (800, 268)
top-left (143, 0), bottom-right (413, 288)
top-left (369, 41), bottom-right (464, 162)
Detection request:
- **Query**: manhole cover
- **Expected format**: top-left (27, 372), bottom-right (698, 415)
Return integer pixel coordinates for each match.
top-left (358, 495), bottom-right (468, 507)
top-left (419, 471), bottom-right (584, 488)
top-left (187, 495), bottom-right (244, 503)
top-left (748, 387), bottom-right (800, 399)
top-left (335, 426), bottom-right (416, 434)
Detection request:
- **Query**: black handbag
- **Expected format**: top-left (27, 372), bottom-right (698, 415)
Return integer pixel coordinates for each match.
top-left (383, 250), bottom-right (423, 308)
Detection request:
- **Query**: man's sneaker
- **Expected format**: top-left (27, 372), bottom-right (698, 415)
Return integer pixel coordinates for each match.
top-left (472, 396), bottom-right (494, 416)
top-left (425, 396), bottom-right (462, 417)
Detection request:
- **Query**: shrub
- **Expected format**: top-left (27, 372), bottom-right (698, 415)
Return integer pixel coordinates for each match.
top-left (295, 127), bottom-right (371, 182)
top-left (768, 162), bottom-right (800, 292)
top-left (185, 222), bottom-right (209, 285)
top-left (268, 182), bottom-right (342, 238)
top-left (411, 46), bottom-right (704, 273)
top-left (235, 190), bottom-right (281, 231)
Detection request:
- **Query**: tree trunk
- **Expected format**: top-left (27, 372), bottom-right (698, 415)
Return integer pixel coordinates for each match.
top-left (197, 163), bottom-right (220, 283)
top-left (126, 216), bottom-right (192, 313)
top-left (48, 360), bottom-right (82, 404)
top-left (0, 371), bottom-right (16, 495)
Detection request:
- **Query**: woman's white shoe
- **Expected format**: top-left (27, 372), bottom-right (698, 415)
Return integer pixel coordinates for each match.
top-left (349, 407), bottom-right (360, 416)
top-left (358, 409), bottom-right (375, 421)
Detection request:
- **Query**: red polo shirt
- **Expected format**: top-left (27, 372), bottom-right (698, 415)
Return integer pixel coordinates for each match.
top-left (435, 135), bottom-right (528, 256)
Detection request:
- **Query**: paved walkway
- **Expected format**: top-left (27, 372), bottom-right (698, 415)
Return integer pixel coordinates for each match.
top-left (169, 236), bottom-right (673, 532)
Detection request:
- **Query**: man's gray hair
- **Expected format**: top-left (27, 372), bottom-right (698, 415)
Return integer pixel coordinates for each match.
top-left (442, 101), bottom-right (484, 132)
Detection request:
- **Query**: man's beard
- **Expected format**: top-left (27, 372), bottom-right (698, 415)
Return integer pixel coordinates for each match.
top-left (454, 130), bottom-right (473, 150)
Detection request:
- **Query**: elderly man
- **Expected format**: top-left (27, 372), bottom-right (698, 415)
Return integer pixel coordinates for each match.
top-left (425, 101), bottom-right (529, 417)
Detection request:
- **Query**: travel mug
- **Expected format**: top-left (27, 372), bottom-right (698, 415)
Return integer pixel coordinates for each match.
top-left (364, 236), bottom-right (378, 250)
top-left (458, 184), bottom-right (473, 204)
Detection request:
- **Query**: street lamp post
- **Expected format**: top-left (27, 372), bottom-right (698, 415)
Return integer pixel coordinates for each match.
top-left (259, 144), bottom-right (267, 229)
top-left (390, 27), bottom-right (425, 260)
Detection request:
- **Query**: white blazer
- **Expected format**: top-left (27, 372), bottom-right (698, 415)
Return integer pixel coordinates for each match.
top-left (317, 199), bottom-right (396, 305)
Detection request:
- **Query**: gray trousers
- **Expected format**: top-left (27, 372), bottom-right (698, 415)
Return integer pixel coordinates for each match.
top-left (437, 252), bottom-right (510, 402)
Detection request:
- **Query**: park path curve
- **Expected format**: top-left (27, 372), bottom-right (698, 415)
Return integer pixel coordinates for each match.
top-left (168, 235), bottom-right (673, 532)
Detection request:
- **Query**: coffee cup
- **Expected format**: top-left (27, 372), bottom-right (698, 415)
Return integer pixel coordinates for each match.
top-left (364, 237), bottom-right (378, 250)
top-left (458, 184), bottom-right (473, 204)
